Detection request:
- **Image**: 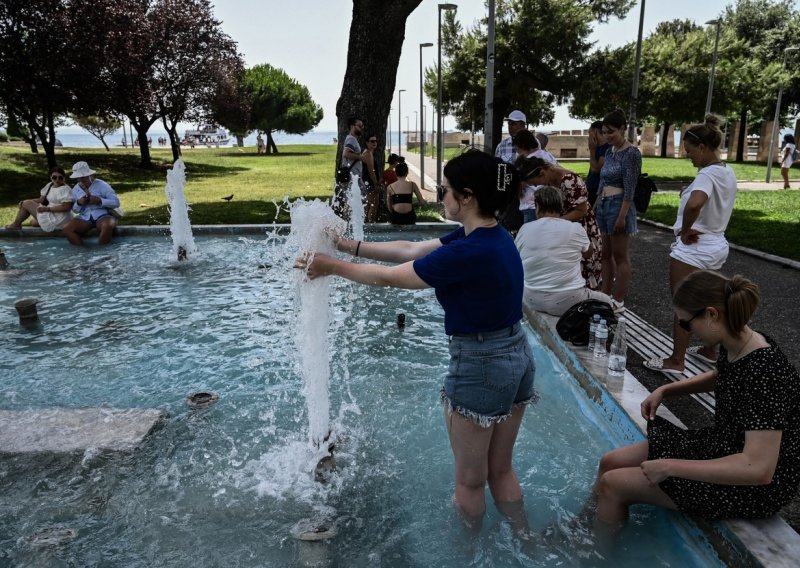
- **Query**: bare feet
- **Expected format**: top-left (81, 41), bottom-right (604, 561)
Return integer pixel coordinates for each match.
top-left (4, 223), bottom-right (21, 229)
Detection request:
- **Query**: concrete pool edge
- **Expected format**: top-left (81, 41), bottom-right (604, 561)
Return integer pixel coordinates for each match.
top-left (523, 303), bottom-right (800, 568)
top-left (0, 222), bottom-right (461, 239)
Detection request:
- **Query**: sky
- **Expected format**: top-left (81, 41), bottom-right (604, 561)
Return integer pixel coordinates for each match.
top-left (208, 0), bottom-right (731, 134)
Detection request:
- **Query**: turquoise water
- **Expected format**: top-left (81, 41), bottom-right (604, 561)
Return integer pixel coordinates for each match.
top-left (0, 235), bottom-right (727, 566)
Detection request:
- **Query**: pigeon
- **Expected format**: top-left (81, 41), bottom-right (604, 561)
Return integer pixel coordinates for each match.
top-left (221, 194), bottom-right (234, 202)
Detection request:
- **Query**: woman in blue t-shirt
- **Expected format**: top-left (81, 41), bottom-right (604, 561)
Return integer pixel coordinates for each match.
top-left (296, 150), bottom-right (537, 532)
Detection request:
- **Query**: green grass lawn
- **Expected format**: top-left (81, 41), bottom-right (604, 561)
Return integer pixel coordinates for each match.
top-left (1, 144), bottom-right (797, 259)
top-left (0, 144), bottom-right (443, 224)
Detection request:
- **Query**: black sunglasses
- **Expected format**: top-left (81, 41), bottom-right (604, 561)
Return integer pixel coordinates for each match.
top-left (678, 309), bottom-right (706, 333)
top-left (51, 175), bottom-right (65, 180)
top-left (436, 184), bottom-right (446, 202)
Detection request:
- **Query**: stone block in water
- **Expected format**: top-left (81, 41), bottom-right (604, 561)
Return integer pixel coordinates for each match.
top-left (0, 408), bottom-right (165, 454)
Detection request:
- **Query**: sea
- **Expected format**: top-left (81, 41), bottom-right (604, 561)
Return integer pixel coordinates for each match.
top-left (49, 128), bottom-right (409, 148)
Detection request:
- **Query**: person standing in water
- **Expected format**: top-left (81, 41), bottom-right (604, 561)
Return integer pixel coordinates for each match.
top-left (296, 150), bottom-right (536, 532)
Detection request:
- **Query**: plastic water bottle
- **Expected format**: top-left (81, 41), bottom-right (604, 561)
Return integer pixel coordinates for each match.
top-left (588, 314), bottom-right (601, 352)
top-left (608, 317), bottom-right (628, 376)
top-left (593, 319), bottom-right (609, 359)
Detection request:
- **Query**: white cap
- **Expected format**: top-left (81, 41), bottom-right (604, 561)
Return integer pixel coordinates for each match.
top-left (70, 161), bottom-right (96, 179)
top-left (504, 110), bottom-right (527, 123)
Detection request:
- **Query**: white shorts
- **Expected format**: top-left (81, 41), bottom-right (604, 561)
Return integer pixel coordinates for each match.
top-left (669, 233), bottom-right (729, 270)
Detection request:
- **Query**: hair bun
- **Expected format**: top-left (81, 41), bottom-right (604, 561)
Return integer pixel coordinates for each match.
top-left (703, 114), bottom-right (723, 130)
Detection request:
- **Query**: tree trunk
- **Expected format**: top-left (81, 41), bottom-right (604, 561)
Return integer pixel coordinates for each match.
top-left (266, 131), bottom-right (279, 154)
top-left (736, 108), bottom-right (747, 163)
top-left (131, 120), bottom-right (153, 169)
top-left (334, 0), bottom-right (423, 214)
top-left (660, 122), bottom-right (671, 158)
top-left (491, 96), bottom-right (510, 156)
top-left (236, 135), bottom-right (244, 147)
top-left (27, 115), bottom-right (56, 169)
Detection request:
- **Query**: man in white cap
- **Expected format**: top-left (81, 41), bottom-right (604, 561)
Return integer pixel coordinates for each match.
top-left (495, 110), bottom-right (527, 164)
top-left (62, 161), bottom-right (121, 246)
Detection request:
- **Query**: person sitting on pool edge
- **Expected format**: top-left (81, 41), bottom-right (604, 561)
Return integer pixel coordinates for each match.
top-left (62, 161), bottom-right (121, 246)
top-left (592, 270), bottom-right (800, 535)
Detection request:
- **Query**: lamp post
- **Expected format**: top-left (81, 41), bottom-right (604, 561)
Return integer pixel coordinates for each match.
top-left (628, 0), bottom-right (646, 143)
top-left (398, 89), bottom-right (406, 157)
top-left (387, 108), bottom-right (393, 154)
top-left (766, 46), bottom-right (799, 183)
top-left (705, 19), bottom-right (722, 115)
top-left (406, 115), bottom-right (410, 146)
top-left (419, 42), bottom-right (433, 189)
top-left (437, 3), bottom-right (457, 194)
top-left (413, 110), bottom-right (418, 147)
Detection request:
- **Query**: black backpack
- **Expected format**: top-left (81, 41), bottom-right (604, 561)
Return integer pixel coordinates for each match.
top-left (556, 299), bottom-right (617, 346)
top-left (634, 173), bottom-right (657, 214)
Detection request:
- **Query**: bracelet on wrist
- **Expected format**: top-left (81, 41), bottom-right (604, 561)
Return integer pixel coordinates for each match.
top-left (355, 240), bottom-right (362, 257)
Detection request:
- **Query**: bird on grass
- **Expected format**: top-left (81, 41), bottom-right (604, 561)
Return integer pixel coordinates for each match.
top-left (221, 194), bottom-right (234, 202)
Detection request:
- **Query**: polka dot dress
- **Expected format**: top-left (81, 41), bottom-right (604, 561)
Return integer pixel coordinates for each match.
top-left (647, 333), bottom-right (800, 519)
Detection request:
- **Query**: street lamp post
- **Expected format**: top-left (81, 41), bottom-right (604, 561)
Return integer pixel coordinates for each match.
top-left (705, 19), bottom-right (722, 115)
top-left (628, 0), bottom-right (646, 143)
top-left (398, 89), bottom-right (406, 157)
top-left (437, 3), bottom-right (457, 194)
top-left (420, 42), bottom-right (433, 189)
top-left (766, 46), bottom-right (799, 183)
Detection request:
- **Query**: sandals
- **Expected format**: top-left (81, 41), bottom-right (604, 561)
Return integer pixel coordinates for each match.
top-left (643, 358), bottom-right (685, 375)
top-left (687, 346), bottom-right (717, 364)
top-left (610, 299), bottom-right (626, 313)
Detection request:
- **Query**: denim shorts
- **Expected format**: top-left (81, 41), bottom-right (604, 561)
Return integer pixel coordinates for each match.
top-left (595, 194), bottom-right (637, 235)
top-left (441, 323), bottom-right (537, 428)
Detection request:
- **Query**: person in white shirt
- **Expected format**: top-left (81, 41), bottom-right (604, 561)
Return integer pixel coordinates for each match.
top-left (645, 115), bottom-right (738, 374)
top-left (535, 132), bottom-right (558, 164)
top-left (495, 110), bottom-right (527, 164)
top-left (515, 185), bottom-right (611, 316)
top-left (780, 133), bottom-right (796, 190)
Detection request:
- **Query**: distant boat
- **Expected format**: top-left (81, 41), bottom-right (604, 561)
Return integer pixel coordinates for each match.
top-left (182, 124), bottom-right (231, 146)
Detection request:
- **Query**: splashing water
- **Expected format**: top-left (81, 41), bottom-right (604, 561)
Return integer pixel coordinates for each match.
top-left (165, 159), bottom-right (197, 261)
top-left (346, 175), bottom-right (365, 240)
top-left (289, 200), bottom-right (346, 451)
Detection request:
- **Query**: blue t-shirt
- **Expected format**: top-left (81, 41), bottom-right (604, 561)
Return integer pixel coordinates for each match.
top-left (413, 225), bottom-right (523, 335)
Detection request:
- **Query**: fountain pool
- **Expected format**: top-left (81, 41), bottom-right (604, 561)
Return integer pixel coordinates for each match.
top-left (0, 234), bottom-right (734, 566)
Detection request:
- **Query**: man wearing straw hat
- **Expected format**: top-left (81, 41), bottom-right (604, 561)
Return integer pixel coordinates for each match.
top-left (62, 161), bottom-right (121, 246)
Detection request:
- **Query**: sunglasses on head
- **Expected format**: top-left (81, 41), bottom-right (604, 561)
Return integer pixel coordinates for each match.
top-left (678, 309), bottom-right (706, 333)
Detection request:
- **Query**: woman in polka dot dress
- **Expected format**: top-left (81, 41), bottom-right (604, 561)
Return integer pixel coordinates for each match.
top-left (593, 270), bottom-right (800, 531)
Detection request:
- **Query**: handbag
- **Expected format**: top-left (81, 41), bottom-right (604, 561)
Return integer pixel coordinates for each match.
top-left (556, 299), bottom-right (617, 346)
top-left (110, 206), bottom-right (125, 218)
top-left (634, 173), bottom-right (657, 213)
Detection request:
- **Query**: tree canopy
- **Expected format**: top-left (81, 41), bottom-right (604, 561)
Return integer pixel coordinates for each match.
top-left (426, 0), bottom-right (635, 150)
top-left (245, 64), bottom-right (323, 154)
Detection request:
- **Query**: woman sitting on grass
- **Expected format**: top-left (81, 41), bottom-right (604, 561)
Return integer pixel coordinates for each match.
top-left (593, 270), bottom-right (800, 533)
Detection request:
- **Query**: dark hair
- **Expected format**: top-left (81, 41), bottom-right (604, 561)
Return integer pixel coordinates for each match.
top-left (590, 120), bottom-right (603, 131)
top-left (363, 133), bottom-right (378, 145)
top-left (347, 116), bottom-right (361, 128)
top-left (684, 114), bottom-right (724, 149)
top-left (395, 162), bottom-right (409, 177)
top-left (602, 109), bottom-right (627, 130)
top-left (511, 130), bottom-right (538, 151)
top-left (534, 185), bottom-right (564, 214)
top-left (49, 166), bottom-right (66, 177)
top-left (443, 149), bottom-right (519, 217)
top-left (514, 156), bottom-right (551, 180)
top-left (387, 153), bottom-right (400, 165)
top-left (535, 132), bottom-right (549, 148)
top-left (784, 134), bottom-right (796, 144)
top-left (673, 270), bottom-right (760, 335)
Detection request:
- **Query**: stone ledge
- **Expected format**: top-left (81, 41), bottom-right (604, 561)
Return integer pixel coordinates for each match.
top-left (0, 408), bottom-right (166, 454)
top-left (523, 304), bottom-right (800, 568)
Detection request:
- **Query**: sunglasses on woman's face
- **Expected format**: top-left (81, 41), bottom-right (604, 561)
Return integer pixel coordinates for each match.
top-left (51, 175), bottom-right (65, 181)
top-left (368, 139), bottom-right (377, 143)
top-left (678, 309), bottom-right (706, 333)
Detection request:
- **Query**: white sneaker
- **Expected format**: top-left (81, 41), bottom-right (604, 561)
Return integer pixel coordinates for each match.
top-left (610, 299), bottom-right (625, 313)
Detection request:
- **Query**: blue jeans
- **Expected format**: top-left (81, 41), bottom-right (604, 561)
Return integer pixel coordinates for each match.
top-left (595, 194), bottom-right (637, 235)
top-left (442, 323), bottom-right (537, 427)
